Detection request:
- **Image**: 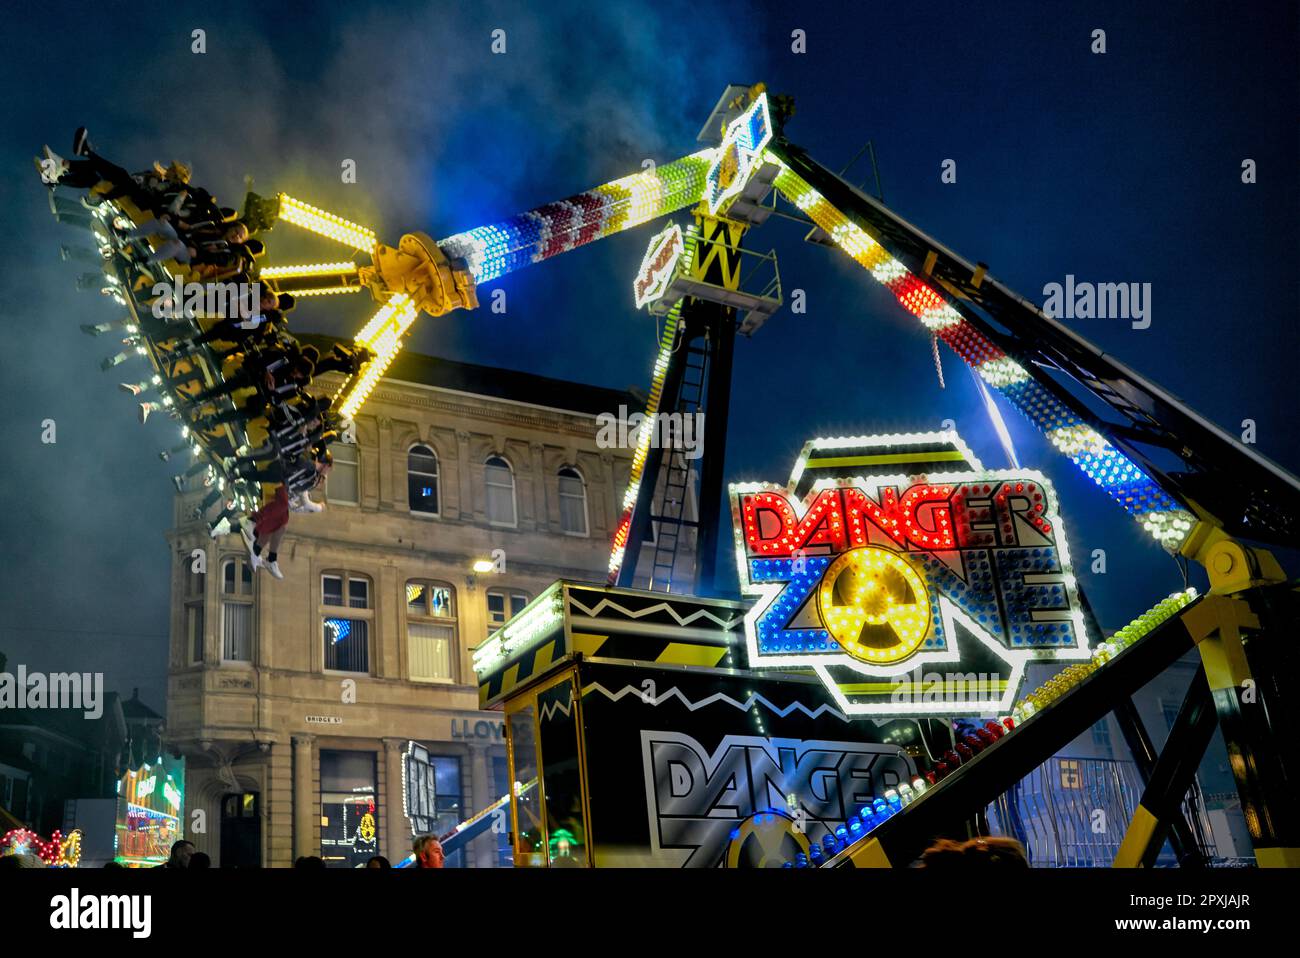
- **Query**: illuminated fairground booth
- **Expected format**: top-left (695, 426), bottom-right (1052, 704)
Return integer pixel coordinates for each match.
top-left (475, 431), bottom-right (1205, 868)
top-left (114, 757), bottom-right (185, 867)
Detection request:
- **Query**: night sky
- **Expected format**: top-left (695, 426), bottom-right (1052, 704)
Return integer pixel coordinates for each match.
top-left (1, 1), bottom-right (1296, 711)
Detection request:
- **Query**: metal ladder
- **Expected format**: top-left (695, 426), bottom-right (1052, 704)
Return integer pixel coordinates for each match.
top-left (647, 340), bottom-right (708, 591)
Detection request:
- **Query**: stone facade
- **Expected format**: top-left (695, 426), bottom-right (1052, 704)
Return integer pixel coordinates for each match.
top-left (163, 349), bottom-right (693, 867)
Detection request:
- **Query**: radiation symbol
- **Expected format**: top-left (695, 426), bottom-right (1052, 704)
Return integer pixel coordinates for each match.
top-left (725, 811), bottom-right (810, 868)
top-left (816, 546), bottom-right (931, 665)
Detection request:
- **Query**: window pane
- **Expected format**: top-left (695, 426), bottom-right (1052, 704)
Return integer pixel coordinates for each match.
top-left (406, 582), bottom-right (426, 615)
top-left (409, 447), bottom-right (439, 514)
top-left (409, 473), bottom-right (439, 514)
top-left (409, 450), bottom-right (438, 473)
top-left (409, 622), bottom-right (454, 681)
top-left (538, 678), bottom-right (588, 867)
top-left (491, 755), bottom-right (513, 867)
top-left (508, 705), bottom-right (545, 865)
top-left (323, 575), bottom-right (344, 606)
top-left (329, 444), bottom-right (359, 505)
top-left (509, 593), bottom-right (528, 617)
top-left (430, 585), bottom-right (452, 617)
top-left (487, 592), bottom-right (505, 618)
top-left (485, 460), bottom-right (515, 525)
top-left (433, 756), bottom-right (461, 812)
top-left (223, 560), bottom-right (236, 594)
top-left (320, 750), bottom-right (378, 869)
top-left (486, 486), bottom-right (514, 525)
top-left (348, 577), bottom-right (369, 610)
top-left (324, 618), bottom-right (369, 673)
top-left (559, 470), bottom-right (587, 536)
top-left (223, 603), bottom-right (253, 661)
top-left (240, 560), bottom-right (253, 595)
top-left (560, 494), bottom-right (587, 536)
top-left (431, 756), bottom-right (464, 868)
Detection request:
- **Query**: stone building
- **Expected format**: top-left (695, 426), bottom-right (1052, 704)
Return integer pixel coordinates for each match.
top-left (164, 336), bottom-right (691, 866)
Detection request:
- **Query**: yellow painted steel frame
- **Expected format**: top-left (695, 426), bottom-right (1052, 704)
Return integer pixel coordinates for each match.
top-left (359, 231), bottom-right (478, 317)
top-left (844, 836), bottom-right (894, 868)
top-left (688, 213), bottom-right (748, 289)
top-left (1111, 594), bottom-right (1253, 868)
top-left (502, 666), bottom-right (594, 868)
top-left (1112, 531), bottom-right (1295, 867)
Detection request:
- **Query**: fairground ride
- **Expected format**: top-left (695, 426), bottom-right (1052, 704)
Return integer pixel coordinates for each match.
top-left (43, 83), bottom-right (1300, 867)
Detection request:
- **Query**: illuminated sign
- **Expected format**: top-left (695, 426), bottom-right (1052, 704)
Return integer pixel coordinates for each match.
top-left (641, 731), bottom-right (909, 866)
top-left (729, 431), bottom-right (1091, 716)
top-left (321, 791), bottom-right (379, 861)
top-left (403, 741), bottom-right (439, 835)
top-left (114, 758), bottom-right (184, 866)
top-left (705, 92), bottom-right (774, 215)
top-left (633, 224), bottom-right (684, 309)
top-left (2, 828), bottom-right (83, 867)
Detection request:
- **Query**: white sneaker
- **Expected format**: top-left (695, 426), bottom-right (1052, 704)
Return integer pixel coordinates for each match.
top-left (239, 524), bottom-right (261, 571)
top-left (139, 402), bottom-right (157, 424)
top-left (41, 146), bottom-right (68, 181)
top-left (209, 516), bottom-right (232, 538)
top-left (35, 155), bottom-right (59, 185)
top-left (265, 560), bottom-right (284, 580)
top-left (290, 493), bottom-right (324, 514)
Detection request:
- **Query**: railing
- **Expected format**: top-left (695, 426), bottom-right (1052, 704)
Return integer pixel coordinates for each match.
top-left (985, 757), bottom-right (1219, 867)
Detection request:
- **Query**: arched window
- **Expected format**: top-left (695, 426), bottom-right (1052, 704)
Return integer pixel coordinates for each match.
top-left (408, 444), bottom-right (440, 515)
top-left (558, 466), bottom-right (588, 536)
top-left (484, 455), bottom-right (517, 527)
top-left (328, 441), bottom-right (359, 505)
top-left (220, 557), bottom-right (254, 662)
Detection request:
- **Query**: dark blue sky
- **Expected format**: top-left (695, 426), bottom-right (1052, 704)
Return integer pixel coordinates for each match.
top-left (1, 0), bottom-right (1296, 709)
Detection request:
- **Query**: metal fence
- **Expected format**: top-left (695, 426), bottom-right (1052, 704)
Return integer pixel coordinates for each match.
top-left (985, 757), bottom-right (1219, 867)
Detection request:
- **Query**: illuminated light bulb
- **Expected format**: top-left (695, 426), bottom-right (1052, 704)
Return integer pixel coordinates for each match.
top-left (277, 195), bottom-right (377, 250)
top-left (279, 285), bottom-right (364, 297)
top-left (259, 261), bottom-right (359, 279)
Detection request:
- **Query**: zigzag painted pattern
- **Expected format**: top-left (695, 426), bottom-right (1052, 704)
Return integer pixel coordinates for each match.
top-left (568, 596), bottom-right (744, 631)
top-left (539, 697), bottom-right (575, 722)
top-left (581, 682), bottom-right (850, 723)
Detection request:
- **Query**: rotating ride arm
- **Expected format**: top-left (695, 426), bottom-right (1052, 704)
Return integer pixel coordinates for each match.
top-left (259, 151), bottom-right (714, 418)
top-left (761, 137), bottom-right (1300, 575)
